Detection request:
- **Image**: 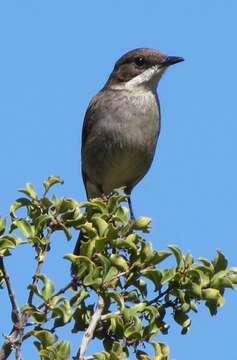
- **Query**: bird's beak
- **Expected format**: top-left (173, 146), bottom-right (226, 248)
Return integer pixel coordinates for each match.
top-left (161, 56), bottom-right (184, 67)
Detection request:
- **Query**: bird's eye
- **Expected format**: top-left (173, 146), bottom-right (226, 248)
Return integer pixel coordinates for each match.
top-left (134, 57), bottom-right (145, 67)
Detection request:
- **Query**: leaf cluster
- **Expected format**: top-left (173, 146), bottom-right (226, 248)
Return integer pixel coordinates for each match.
top-left (0, 177), bottom-right (236, 360)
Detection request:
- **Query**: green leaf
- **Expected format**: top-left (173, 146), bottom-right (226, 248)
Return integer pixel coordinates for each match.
top-left (0, 235), bottom-right (23, 251)
top-left (168, 245), bottom-right (183, 268)
top-left (52, 300), bottom-right (73, 328)
top-left (34, 214), bottom-right (51, 233)
top-left (106, 223), bottom-right (120, 241)
top-left (93, 352), bottom-right (110, 360)
top-left (184, 252), bottom-right (193, 267)
top-left (126, 290), bottom-right (140, 303)
top-left (161, 268), bottom-right (176, 284)
top-left (38, 348), bottom-right (56, 359)
top-left (43, 176), bottom-right (64, 194)
top-left (141, 268), bottom-right (162, 291)
top-left (62, 209), bottom-right (84, 228)
top-left (84, 266), bottom-right (103, 288)
top-left (136, 350), bottom-right (151, 360)
top-left (9, 198), bottom-right (32, 217)
top-left (0, 217), bottom-right (6, 236)
top-left (111, 238), bottom-right (137, 252)
top-left (107, 316), bottom-right (124, 338)
top-left (213, 250), bottom-right (228, 273)
top-left (151, 342), bottom-right (169, 358)
top-left (133, 216), bottom-right (151, 232)
top-left (150, 250), bottom-right (171, 265)
top-left (55, 198), bottom-right (79, 214)
top-left (19, 183), bottom-right (37, 199)
top-left (111, 342), bottom-right (127, 358)
top-left (124, 315), bottom-right (142, 339)
top-left (64, 254), bottom-right (95, 267)
top-left (31, 309), bottom-right (47, 324)
top-left (211, 270), bottom-right (234, 290)
top-left (140, 242), bottom-right (154, 263)
top-left (13, 219), bottom-right (35, 238)
top-left (109, 291), bottom-right (125, 310)
top-left (37, 274), bottom-right (55, 300)
top-left (21, 304), bottom-right (47, 324)
top-left (92, 216), bottom-right (108, 237)
top-left (188, 282), bottom-right (202, 298)
top-left (191, 265), bottom-right (211, 286)
top-left (198, 257), bottom-right (214, 272)
top-left (32, 330), bottom-right (57, 347)
top-left (202, 288), bottom-right (221, 302)
top-left (48, 295), bottom-right (65, 307)
top-left (112, 207), bottom-right (129, 225)
top-left (103, 266), bottom-right (119, 284)
top-left (187, 268), bottom-right (202, 284)
top-left (227, 267), bottom-right (237, 284)
top-left (80, 238), bottom-right (96, 258)
top-left (70, 288), bottom-right (89, 307)
top-left (144, 305), bottom-right (158, 321)
top-left (95, 254), bottom-right (111, 275)
top-left (110, 254), bottom-right (129, 271)
top-left (122, 303), bottom-right (147, 319)
top-left (108, 192), bottom-right (127, 212)
top-left (84, 197), bottom-right (108, 215)
top-left (94, 237), bottom-right (106, 253)
top-left (64, 254), bottom-right (95, 278)
top-left (79, 222), bottom-right (98, 238)
top-left (56, 341), bottom-right (70, 360)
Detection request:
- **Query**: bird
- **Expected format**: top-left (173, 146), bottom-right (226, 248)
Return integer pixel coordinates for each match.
top-left (73, 48), bottom-right (183, 258)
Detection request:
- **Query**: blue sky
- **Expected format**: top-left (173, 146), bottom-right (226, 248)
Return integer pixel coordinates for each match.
top-left (1, 1), bottom-right (237, 359)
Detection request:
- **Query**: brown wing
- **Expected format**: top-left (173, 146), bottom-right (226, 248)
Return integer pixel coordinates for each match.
top-left (81, 91), bottom-right (104, 198)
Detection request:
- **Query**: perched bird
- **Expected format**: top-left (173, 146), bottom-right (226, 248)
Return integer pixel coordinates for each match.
top-left (72, 47), bottom-right (183, 267)
top-left (80, 48), bottom-right (183, 218)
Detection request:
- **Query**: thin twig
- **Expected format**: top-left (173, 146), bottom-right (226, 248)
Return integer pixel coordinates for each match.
top-left (15, 346), bottom-right (22, 360)
top-left (0, 256), bottom-right (21, 325)
top-left (27, 257), bottom-right (42, 305)
top-left (146, 285), bottom-right (172, 306)
top-left (0, 256), bottom-right (23, 360)
top-left (0, 230), bottom-right (52, 359)
top-left (27, 229), bottom-right (52, 305)
top-left (75, 295), bottom-right (105, 360)
top-left (103, 269), bottom-right (130, 288)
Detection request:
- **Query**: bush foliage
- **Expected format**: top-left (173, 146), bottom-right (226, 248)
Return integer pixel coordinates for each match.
top-left (0, 177), bottom-right (236, 360)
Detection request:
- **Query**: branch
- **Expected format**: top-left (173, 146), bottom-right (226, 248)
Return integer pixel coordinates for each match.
top-left (0, 231), bottom-right (52, 359)
top-left (0, 256), bottom-right (21, 325)
top-left (0, 329), bottom-right (18, 360)
top-left (0, 256), bottom-right (23, 360)
top-left (75, 295), bottom-right (105, 360)
top-left (27, 229), bottom-right (52, 305)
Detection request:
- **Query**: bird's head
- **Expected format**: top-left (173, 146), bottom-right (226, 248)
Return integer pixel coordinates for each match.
top-left (106, 48), bottom-right (184, 90)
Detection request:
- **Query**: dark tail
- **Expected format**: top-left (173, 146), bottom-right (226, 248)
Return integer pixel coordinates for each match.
top-left (71, 231), bottom-right (83, 290)
top-left (73, 231), bottom-right (82, 255)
